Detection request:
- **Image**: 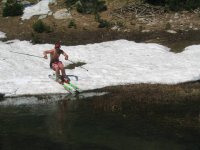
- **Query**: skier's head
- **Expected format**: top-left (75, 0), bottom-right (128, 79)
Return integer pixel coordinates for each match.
top-left (55, 41), bottom-right (61, 49)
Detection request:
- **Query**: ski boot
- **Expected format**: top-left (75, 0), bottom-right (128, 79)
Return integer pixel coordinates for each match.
top-left (62, 75), bottom-right (70, 84)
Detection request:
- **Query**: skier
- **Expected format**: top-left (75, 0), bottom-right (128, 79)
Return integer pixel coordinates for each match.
top-left (43, 42), bottom-right (69, 82)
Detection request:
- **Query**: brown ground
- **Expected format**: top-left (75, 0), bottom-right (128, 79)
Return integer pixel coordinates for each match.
top-left (1, 0), bottom-right (200, 52)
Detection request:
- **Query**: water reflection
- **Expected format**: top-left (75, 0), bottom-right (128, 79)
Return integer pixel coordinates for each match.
top-left (0, 92), bottom-right (108, 106)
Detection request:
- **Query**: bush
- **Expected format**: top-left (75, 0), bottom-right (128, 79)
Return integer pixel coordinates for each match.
top-left (95, 0), bottom-right (107, 12)
top-left (165, 22), bottom-right (171, 30)
top-left (144, 0), bottom-right (200, 11)
top-left (3, 2), bottom-right (24, 17)
top-left (66, 0), bottom-right (107, 14)
top-left (65, 0), bottom-right (77, 7)
top-left (31, 33), bottom-right (41, 44)
top-left (32, 20), bottom-right (52, 33)
top-left (94, 13), bottom-right (101, 22)
top-left (68, 20), bottom-right (77, 29)
top-left (116, 21), bottom-right (124, 28)
top-left (143, 0), bottom-right (165, 5)
top-left (98, 19), bottom-right (110, 28)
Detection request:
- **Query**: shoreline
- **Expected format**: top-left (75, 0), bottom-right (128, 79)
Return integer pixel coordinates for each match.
top-left (1, 80), bottom-right (200, 102)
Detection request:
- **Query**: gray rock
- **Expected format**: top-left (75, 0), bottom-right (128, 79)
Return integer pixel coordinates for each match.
top-left (38, 15), bottom-right (47, 20)
top-left (53, 9), bottom-right (72, 20)
top-left (166, 30), bottom-right (177, 34)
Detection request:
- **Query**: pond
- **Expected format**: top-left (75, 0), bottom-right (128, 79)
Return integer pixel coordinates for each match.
top-left (0, 94), bottom-right (200, 150)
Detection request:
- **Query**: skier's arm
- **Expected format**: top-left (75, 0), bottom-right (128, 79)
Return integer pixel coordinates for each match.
top-left (43, 49), bottom-right (53, 59)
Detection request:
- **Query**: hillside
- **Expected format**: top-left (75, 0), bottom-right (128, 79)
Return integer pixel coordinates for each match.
top-left (1, 0), bottom-right (200, 51)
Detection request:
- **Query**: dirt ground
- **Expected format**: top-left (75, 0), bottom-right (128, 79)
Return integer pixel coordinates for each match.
top-left (1, 0), bottom-right (200, 52)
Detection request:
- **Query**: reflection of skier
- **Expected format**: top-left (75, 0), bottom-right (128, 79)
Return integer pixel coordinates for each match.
top-left (43, 42), bottom-right (69, 82)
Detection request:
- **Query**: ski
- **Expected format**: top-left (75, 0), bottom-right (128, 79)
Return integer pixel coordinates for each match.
top-left (68, 82), bottom-right (81, 93)
top-left (63, 82), bottom-right (76, 94)
top-left (48, 74), bottom-right (80, 94)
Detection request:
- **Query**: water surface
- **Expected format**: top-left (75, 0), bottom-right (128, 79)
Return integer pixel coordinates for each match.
top-left (0, 96), bottom-right (200, 150)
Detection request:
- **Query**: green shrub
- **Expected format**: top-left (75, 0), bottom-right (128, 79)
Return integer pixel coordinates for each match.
top-left (65, 0), bottom-right (77, 7)
top-left (143, 0), bottom-right (165, 5)
top-left (95, 0), bottom-right (107, 12)
top-left (98, 19), bottom-right (110, 28)
top-left (165, 22), bottom-right (171, 30)
top-left (68, 20), bottom-right (77, 29)
top-left (167, 0), bottom-right (200, 11)
top-left (32, 20), bottom-right (52, 33)
top-left (31, 33), bottom-right (41, 44)
top-left (116, 21), bottom-right (124, 28)
top-left (144, 0), bottom-right (200, 11)
top-left (94, 13), bottom-right (101, 22)
top-left (94, 12), bottom-right (110, 28)
top-left (3, 2), bottom-right (24, 17)
top-left (66, 0), bottom-right (107, 14)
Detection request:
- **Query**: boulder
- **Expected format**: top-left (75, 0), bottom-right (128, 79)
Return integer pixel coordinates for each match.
top-left (53, 9), bottom-right (72, 20)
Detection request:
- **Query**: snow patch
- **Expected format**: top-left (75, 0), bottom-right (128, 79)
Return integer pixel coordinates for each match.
top-left (0, 39), bottom-right (200, 97)
top-left (0, 31), bottom-right (6, 39)
top-left (21, 0), bottom-right (51, 20)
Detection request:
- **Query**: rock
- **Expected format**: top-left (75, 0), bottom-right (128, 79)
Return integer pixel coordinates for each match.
top-left (130, 21), bottom-right (136, 26)
top-left (142, 30), bottom-right (150, 33)
top-left (20, 0), bottom-right (31, 7)
top-left (38, 15), bottom-right (47, 20)
top-left (189, 23), bottom-right (193, 29)
top-left (174, 13), bottom-right (179, 19)
top-left (182, 11), bottom-right (189, 14)
top-left (166, 30), bottom-right (177, 34)
top-left (2, 0), bottom-right (7, 3)
top-left (49, 0), bottom-right (57, 5)
top-left (53, 9), bottom-right (72, 20)
top-left (48, 12), bottom-right (53, 16)
top-left (111, 25), bottom-right (120, 31)
top-left (83, 23), bottom-right (89, 26)
top-left (124, 29), bottom-right (130, 32)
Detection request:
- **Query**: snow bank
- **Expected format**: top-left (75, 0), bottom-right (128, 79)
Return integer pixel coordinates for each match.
top-left (0, 39), bottom-right (200, 97)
